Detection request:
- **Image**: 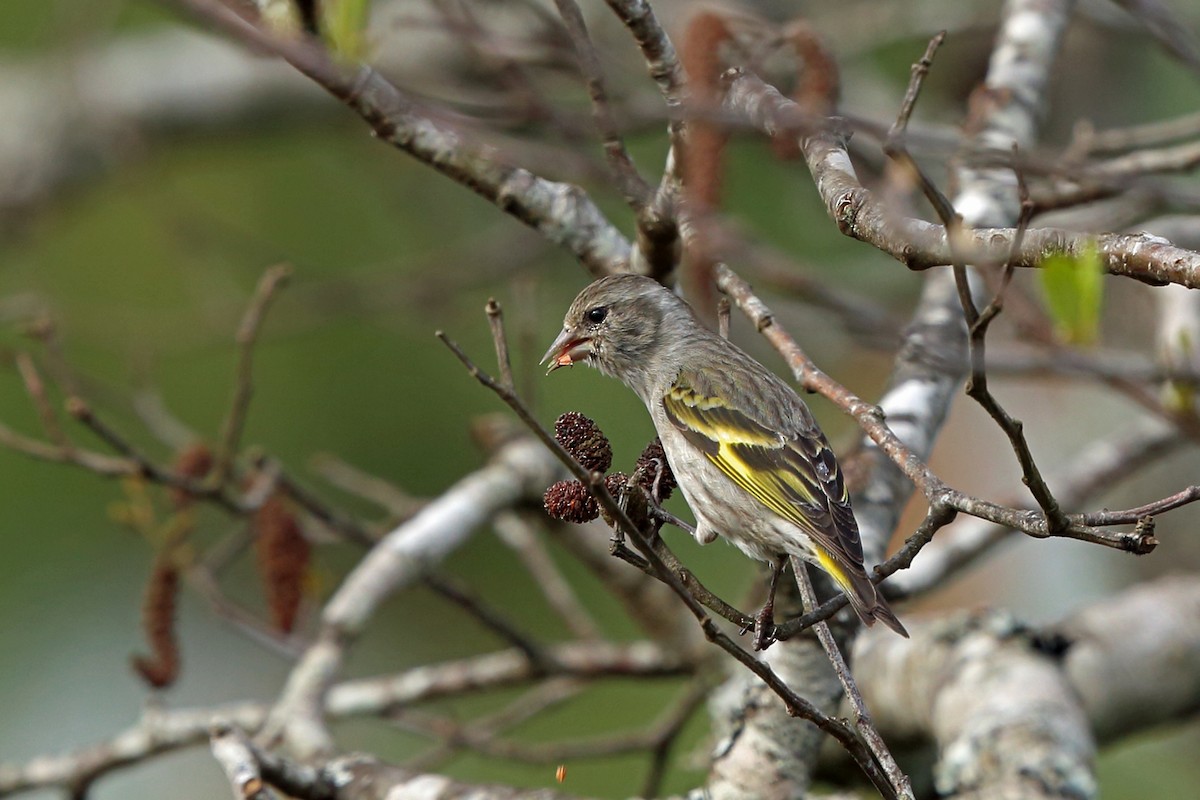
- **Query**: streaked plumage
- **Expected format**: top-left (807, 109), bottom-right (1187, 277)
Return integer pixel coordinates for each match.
top-left (542, 274), bottom-right (906, 637)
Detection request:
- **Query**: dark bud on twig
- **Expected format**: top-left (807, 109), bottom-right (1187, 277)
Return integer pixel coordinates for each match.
top-left (131, 558), bottom-right (181, 689)
top-left (554, 412), bottom-right (613, 474)
top-left (169, 442), bottom-right (213, 510)
top-left (634, 438), bottom-right (676, 500)
top-left (544, 480), bottom-right (599, 523)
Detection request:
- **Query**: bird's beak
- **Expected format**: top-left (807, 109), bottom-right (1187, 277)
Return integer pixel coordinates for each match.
top-left (541, 328), bottom-right (593, 374)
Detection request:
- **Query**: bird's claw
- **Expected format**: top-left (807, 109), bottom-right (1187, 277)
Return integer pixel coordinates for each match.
top-left (753, 604), bottom-right (777, 651)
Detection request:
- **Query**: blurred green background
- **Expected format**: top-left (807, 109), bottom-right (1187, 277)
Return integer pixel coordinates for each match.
top-left (1, 2), bottom-right (1199, 798)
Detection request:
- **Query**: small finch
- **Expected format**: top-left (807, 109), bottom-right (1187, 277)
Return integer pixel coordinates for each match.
top-left (542, 274), bottom-right (906, 641)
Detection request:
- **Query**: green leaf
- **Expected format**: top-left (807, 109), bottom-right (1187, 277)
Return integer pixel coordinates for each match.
top-left (1039, 243), bottom-right (1104, 345)
top-left (323, 0), bottom-right (371, 60)
top-left (1163, 329), bottom-right (1197, 411)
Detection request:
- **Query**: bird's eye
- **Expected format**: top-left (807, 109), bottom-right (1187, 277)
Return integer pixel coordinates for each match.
top-left (586, 307), bottom-right (608, 324)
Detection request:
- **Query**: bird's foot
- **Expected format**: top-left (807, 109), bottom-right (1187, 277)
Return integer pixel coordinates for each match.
top-left (753, 603), bottom-right (778, 651)
top-left (647, 505), bottom-right (696, 535)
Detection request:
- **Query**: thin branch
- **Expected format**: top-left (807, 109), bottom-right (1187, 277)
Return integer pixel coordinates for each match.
top-left (1080, 484), bottom-right (1200, 527)
top-left (884, 35), bottom-right (1071, 535)
top-left (260, 430), bottom-right (563, 757)
top-left (170, 0), bottom-right (632, 277)
top-left (891, 415), bottom-right (1185, 600)
top-left (600, 0), bottom-right (686, 156)
top-left (211, 264), bottom-right (292, 488)
top-left (15, 353), bottom-right (68, 447)
top-left (484, 298), bottom-right (515, 391)
top-left (552, 0), bottom-right (651, 209)
top-left (493, 512), bottom-right (604, 641)
top-left (792, 561), bottom-right (912, 800)
top-left (64, 398), bottom-right (248, 515)
top-left (714, 264), bottom-right (1156, 556)
top-left (309, 453), bottom-right (424, 520)
top-left (640, 680), bottom-right (709, 799)
top-left (1076, 110), bottom-right (1200, 155)
top-left (402, 678), bottom-right (583, 772)
top-left (390, 680), bottom-right (701, 765)
top-left (439, 331), bottom-right (752, 629)
top-left (775, 504), bottom-right (957, 641)
top-left (422, 572), bottom-right (551, 672)
top-left (720, 69), bottom-right (1200, 289)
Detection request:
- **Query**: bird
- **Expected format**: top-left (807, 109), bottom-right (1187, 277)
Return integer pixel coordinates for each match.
top-left (542, 274), bottom-right (906, 644)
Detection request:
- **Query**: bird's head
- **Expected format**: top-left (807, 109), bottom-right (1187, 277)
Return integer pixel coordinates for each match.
top-left (541, 274), bottom-right (689, 391)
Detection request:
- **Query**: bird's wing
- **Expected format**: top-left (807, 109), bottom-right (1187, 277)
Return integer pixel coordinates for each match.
top-left (661, 369), bottom-right (864, 571)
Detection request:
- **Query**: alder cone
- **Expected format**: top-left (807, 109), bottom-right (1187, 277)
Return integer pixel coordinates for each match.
top-left (553, 412), bottom-right (612, 474)
top-left (544, 480), bottom-right (599, 524)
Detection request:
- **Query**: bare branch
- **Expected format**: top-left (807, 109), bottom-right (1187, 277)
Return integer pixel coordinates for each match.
top-left (211, 264), bottom-right (292, 488)
top-left (793, 562), bottom-right (912, 800)
top-left (493, 512), bottom-right (603, 641)
top-left (551, 0), bottom-right (651, 209)
top-left (0, 641), bottom-right (682, 796)
top-left (721, 70), bottom-right (1200, 289)
top-left (170, 0), bottom-right (632, 277)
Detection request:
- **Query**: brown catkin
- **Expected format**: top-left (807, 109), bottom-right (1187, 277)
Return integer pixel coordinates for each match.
top-left (679, 12), bottom-right (736, 316)
top-left (131, 558), bottom-right (181, 689)
top-left (254, 493), bottom-right (311, 634)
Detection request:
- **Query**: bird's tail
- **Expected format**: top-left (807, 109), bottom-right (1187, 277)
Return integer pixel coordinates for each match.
top-left (817, 551), bottom-right (909, 637)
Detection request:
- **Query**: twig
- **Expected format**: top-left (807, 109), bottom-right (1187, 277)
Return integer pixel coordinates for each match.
top-left (210, 726), bottom-right (276, 800)
top-left (716, 297), bottom-right (730, 339)
top-left (309, 452), bottom-right (424, 520)
top-left (386, 676), bottom-right (710, 786)
top-left (720, 68), bottom-right (1200, 288)
top-left (600, 0), bottom-right (686, 164)
top-left (716, 265), bottom-right (1151, 554)
top-left (640, 680), bottom-right (710, 798)
top-left (1076, 110), bottom-right (1200, 155)
top-left (260, 431), bottom-right (563, 757)
top-left (0, 641), bottom-right (685, 796)
top-left (551, 0), bottom-right (651, 209)
top-left (484, 298), bottom-right (515, 391)
top-left (791, 560), bottom-right (913, 800)
top-left (882, 37), bottom-right (1070, 534)
top-left (64, 397), bottom-right (247, 515)
top-left (1080, 485), bottom-right (1200, 527)
top-left (974, 145), bottom-right (1033, 331)
top-left (132, 387), bottom-right (201, 450)
top-left (262, 457), bottom-right (378, 546)
top-left (422, 572), bottom-right (551, 672)
top-left (403, 678), bottom-right (583, 772)
top-left (23, 317), bottom-right (80, 397)
top-left (775, 504), bottom-right (957, 641)
top-left (211, 264), bottom-right (292, 488)
top-left (15, 353), bottom-right (68, 447)
top-left (169, 0), bottom-right (632, 277)
top-left (493, 511), bottom-right (604, 641)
